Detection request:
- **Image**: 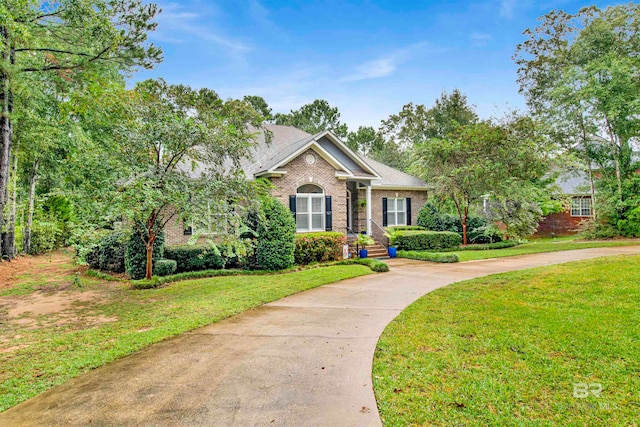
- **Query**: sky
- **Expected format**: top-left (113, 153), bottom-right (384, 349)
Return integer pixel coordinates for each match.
top-left (133, 0), bottom-right (622, 131)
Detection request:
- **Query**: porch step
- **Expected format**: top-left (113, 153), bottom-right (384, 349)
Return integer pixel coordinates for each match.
top-left (356, 243), bottom-right (389, 259)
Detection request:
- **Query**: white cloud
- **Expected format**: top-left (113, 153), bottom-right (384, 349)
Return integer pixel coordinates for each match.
top-left (470, 32), bottom-right (492, 47)
top-left (152, 2), bottom-right (250, 55)
top-left (499, 0), bottom-right (517, 19)
top-left (339, 42), bottom-right (434, 83)
top-left (341, 57), bottom-right (397, 82)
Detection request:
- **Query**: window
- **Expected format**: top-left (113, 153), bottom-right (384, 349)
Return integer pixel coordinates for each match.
top-left (387, 198), bottom-right (406, 226)
top-left (296, 185), bottom-right (325, 232)
top-left (571, 197), bottom-right (591, 217)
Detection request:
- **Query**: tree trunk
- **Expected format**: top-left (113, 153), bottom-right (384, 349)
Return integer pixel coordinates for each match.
top-left (145, 241), bottom-right (154, 280)
top-left (4, 151), bottom-right (18, 258)
top-left (23, 160), bottom-right (39, 254)
top-left (145, 227), bottom-right (156, 280)
top-left (0, 26), bottom-right (14, 259)
top-left (461, 216), bottom-right (468, 245)
top-left (587, 157), bottom-right (597, 222)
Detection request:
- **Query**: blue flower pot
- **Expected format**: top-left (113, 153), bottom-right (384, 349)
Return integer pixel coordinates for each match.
top-left (388, 247), bottom-right (397, 258)
top-left (359, 249), bottom-right (368, 258)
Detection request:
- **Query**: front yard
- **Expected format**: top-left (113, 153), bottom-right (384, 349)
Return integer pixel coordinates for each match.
top-left (0, 251), bottom-right (372, 412)
top-left (399, 236), bottom-right (640, 262)
top-left (373, 254), bottom-right (640, 426)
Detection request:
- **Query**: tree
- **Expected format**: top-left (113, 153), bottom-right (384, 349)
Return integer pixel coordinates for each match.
top-left (274, 99), bottom-right (348, 138)
top-left (243, 95), bottom-right (273, 121)
top-left (115, 79), bottom-right (265, 279)
top-left (411, 117), bottom-right (551, 244)
top-left (346, 126), bottom-right (384, 155)
top-left (0, 0), bottom-right (162, 258)
top-left (514, 4), bottom-right (640, 225)
top-left (380, 90), bottom-right (478, 149)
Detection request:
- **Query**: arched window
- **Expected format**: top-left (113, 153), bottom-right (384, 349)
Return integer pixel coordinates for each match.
top-left (296, 184), bottom-right (325, 232)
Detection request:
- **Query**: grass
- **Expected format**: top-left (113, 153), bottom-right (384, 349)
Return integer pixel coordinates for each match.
top-left (373, 255), bottom-right (640, 426)
top-left (0, 264), bottom-right (372, 412)
top-left (398, 236), bottom-right (640, 263)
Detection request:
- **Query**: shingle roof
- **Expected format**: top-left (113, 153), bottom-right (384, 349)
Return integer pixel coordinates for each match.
top-left (556, 170), bottom-right (591, 195)
top-left (183, 124), bottom-right (428, 188)
top-left (357, 154), bottom-right (428, 188)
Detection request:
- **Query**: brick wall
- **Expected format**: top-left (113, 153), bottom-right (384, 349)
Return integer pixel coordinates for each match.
top-left (164, 207), bottom-right (190, 246)
top-left (270, 149), bottom-right (348, 233)
top-left (534, 210), bottom-right (589, 237)
top-left (356, 188), bottom-right (427, 232)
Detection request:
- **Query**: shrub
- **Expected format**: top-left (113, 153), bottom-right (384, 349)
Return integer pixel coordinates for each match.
top-left (98, 231), bottom-right (126, 273)
top-left (295, 232), bottom-right (346, 265)
top-left (394, 230), bottom-right (461, 251)
top-left (85, 245), bottom-right (101, 269)
top-left (335, 258), bottom-right (390, 272)
top-left (29, 220), bottom-right (63, 254)
top-left (397, 250), bottom-right (459, 263)
top-left (256, 198), bottom-right (296, 271)
top-left (153, 259), bottom-right (177, 276)
top-left (388, 226), bottom-right (425, 231)
top-left (416, 202), bottom-right (501, 243)
top-left (125, 223), bottom-right (165, 280)
top-left (131, 276), bottom-right (161, 290)
top-left (617, 205), bottom-right (640, 237)
top-left (164, 244), bottom-right (224, 273)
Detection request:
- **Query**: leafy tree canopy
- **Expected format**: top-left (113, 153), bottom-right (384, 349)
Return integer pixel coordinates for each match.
top-left (274, 99), bottom-right (348, 138)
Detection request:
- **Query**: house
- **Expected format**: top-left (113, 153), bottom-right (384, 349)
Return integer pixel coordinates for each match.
top-left (535, 169), bottom-right (593, 237)
top-left (164, 124), bottom-right (429, 246)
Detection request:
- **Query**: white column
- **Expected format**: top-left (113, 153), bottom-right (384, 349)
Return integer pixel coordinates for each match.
top-left (366, 184), bottom-right (372, 236)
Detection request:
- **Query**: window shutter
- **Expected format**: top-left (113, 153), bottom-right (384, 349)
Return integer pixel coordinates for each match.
top-left (325, 196), bottom-right (332, 231)
top-left (382, 197), bottom-right (388, 227)
top-left (289, 195), bottom-right (296, 217)
top-left (406, 198), bottom-right (412, 226)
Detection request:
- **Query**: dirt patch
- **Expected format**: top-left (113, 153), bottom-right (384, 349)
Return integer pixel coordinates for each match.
top-left (0, 250), bottom-right (84, 291)
top-left (7, 290), bottom-right (105, 317)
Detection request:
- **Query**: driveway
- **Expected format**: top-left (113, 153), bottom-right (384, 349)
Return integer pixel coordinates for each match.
top-left (2, 246), bottom-right (639, 426)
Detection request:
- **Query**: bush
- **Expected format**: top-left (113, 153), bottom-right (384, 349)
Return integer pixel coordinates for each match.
top-left (394, 230), bottom-right (462, 251)
top-left (164, 244), bottom-right (224, 273)
top-left (125, 223), bottom-right (165, 280)
top-left (131, 276), bottom-right (161, 290)
top-left (153, 259), bottom-right (177, 276)
top-left (98, 231), bottom-right (126, 273)
top-left (416, 202), bottom-right (501, 243)
top-left (295, 232), bottom-right (346, 265)
top-left (335, 258), bottom-right (390, 272)
top-left (617, 205), bottom-right (640, 237)
top-left (463, 240), bottom-right (519, 251)
top-left (256, 198), bottom-right (296, 270)
top-left (388, 226), bottom-right (425, 231)
top-left (397, 250), bottom-right (459, 263)
top-left (29, 220), bottom-right (63, 255)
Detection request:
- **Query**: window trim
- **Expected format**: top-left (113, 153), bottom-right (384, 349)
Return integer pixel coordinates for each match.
top-left (295, 187), bottom-right (326, 233)
top-left (570, 197), bottom-right (591, 217)
top-left (387, 197), bottom-right (407, 226)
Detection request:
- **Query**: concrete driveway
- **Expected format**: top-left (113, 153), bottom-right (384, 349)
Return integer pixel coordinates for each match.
top-left (2, 246), bottom-right (639, 426)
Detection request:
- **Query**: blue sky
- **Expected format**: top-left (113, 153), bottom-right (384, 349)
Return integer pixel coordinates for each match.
top-left (134, 0), bottom-right (621, 130)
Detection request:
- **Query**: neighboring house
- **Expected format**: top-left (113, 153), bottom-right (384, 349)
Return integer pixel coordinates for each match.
top-left (165, 124), bottom-right (429, 245)
top-left (535, 170), bottom-right (593, 237)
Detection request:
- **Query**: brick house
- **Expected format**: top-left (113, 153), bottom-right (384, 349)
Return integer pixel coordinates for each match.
top-left (165, 124), bottom-right (428, 246)
top-left (535, 170), bottom-right (593, 237)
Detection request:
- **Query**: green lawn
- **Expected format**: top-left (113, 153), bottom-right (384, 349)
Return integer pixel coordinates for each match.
top-left (373, 255), bottom-right (640, 426)
top-left (0, 265), bottom-right (372, 412)
top-left (403, 237), bottom-right (640, 262)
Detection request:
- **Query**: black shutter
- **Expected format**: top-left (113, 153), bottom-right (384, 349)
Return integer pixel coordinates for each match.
top-left (382, 197), bottom-right (388, 227)
top-left (325, 196), bottom-right (332, 231)
top-left (406, 198), bottom-right (412, 226)
top-left (289, 195), bottom-right (296, 218)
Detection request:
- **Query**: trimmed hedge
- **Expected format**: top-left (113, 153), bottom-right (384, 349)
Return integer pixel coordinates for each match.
top-left (295, 232), bottom-right (346, 265)
top-left (397, 250), bottom-right (459, 263)
top-left (388, 226), bottom-right (425, 231)
top-left (394, 230), bottom-right (461, 251)
top-left (153, 259), bottom-right (177, 276)
top-left (256, 198), bottom-right (296, 271)
top-left (461, 240), bottom-right (520, 251)
top-left (164, 245), bottom-right (224, 273)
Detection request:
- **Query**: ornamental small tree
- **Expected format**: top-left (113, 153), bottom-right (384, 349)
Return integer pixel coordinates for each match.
top-left (256, 198), bottom-right (296, 271)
